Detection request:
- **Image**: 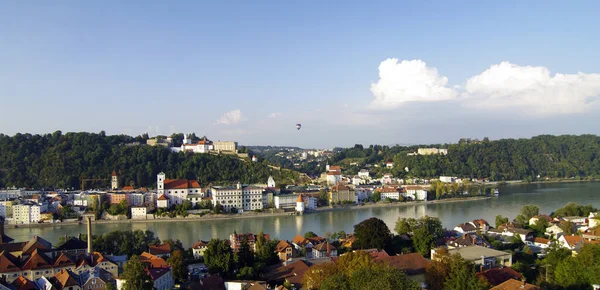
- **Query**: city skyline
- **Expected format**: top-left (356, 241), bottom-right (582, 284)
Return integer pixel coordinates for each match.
top-left (1, 1), bottom-right (600, 148)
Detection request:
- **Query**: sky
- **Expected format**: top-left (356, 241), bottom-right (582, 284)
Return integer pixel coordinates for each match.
top-left (1, 1), bottom-right (600, 148)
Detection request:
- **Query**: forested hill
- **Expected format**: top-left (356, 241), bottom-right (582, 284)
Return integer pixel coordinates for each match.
top-left (0, 131), bottom-right (303, 189)
top-left (332, 135), bottom-right (600, 181)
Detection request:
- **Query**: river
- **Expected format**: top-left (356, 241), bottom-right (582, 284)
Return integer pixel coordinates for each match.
top-left (6, 182), bottom-right (600, 247)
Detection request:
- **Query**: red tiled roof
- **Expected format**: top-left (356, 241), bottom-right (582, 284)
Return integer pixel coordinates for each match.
top-left (192, 240), bottom-right (209, 249)
top-left (146, 267), bottom-right (171, 281)
top-left (54, 269), bottom-right (80, 288)
top-left (164, 179), bottom-right (201, 189)
top-left (158, 194), bottom-right (168, 201)
top-left (21, 249), bottom-right (52, 270)
top-left (265, 260), bottom-right (311, 285)
top-left (534, 237), bottom-right (550, 245)
top-left (477, 267), bottom-right (523, 286)
top-left (292, 235), bottom-right (309, 246)
top-left (380, 253), bottom-right (429, 275)
top-left (112, 171), bottom-right (117, 176)
top-left (53, 253), bottom-right (75, 268)
top-left (149, 243), bottom-right (171, 255)
top-left (563, 235), bottom-right (583, 246)
top-left (122, 186), bottom-right (134, 191)
top-left (313, 242), bottom-right (336, 252)
top-left (275, 241), bottom-right (292, 253)
top-left (11, 276), bottom-right (37, 290)
top-left (490, 278), bottom-right (541, 290)
top-left (0, 251), bottom-right (21, 273)
top-left (140, 252), bottom-right (168, 268)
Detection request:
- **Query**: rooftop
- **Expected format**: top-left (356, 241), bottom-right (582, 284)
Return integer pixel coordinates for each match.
top-left (445, 246), bottom-right (511, 261)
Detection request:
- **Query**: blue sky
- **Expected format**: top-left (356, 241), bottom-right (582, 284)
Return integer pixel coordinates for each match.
top-left (1, 1), bottom-right (600, 148)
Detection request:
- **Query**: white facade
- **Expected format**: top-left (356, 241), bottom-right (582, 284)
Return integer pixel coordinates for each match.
top-left (381, 174), bottom-right (393, 185)
top-left (326, 174), bottom-right (342, 186)
top-left (267, 176), bottom-right (276, 188)
top-left (381, 191), bottom-right (400, 200)
top-left (157, 173), bottom-right (202, 206)
top-left (274, 194), bottom-right (317, 210)
top-left (111, 173), bottom-right (119, 190)
top-left (12, 204), bottom-right (41, 224)
top-left (213, 141), bottom-right (237, 152)
top-left (439, 176), bottom-right (456, 183)
top-left (157, 172), bottom-right (166, 195)
top-left (131, 207), bottom-right (147, 219)
top-left (157, 196), bottom-right (169, 208)
top-left (403, 186), bottom-right (428, 201)
top-left (358, 170), bottom-right (369, 179)
top-left (590, 212), bottom-right (600, 228)
top-left (352, 176), bottom-right (362, 186)
top-left (212, 183), bottom-right (266, 212)
top-left (0, 200), bottom-right (14, 218)
top-left (153, 269), bottom-right (174, 290)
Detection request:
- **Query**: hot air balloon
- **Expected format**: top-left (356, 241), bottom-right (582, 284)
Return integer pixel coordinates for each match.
top-left (296, 124), bottom-right (302, 130)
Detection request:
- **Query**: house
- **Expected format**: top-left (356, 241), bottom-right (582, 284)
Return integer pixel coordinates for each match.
top-left (477, 267), bottom-right (523, 287)
top-left (157, 172), bottom-right (202, 206)
top-left (358, 169), bottom-right (369, 179)
top-left (447, 234), bottom-right (490, 249)
top-left (312, 242), bottom-right (337, 259)
top-left (274, 241), bottom-right (293, 261)
top-left (381, 174), bottom-right (394, 185)
top-left (385, 162), bottom-right (394, 168)
top-left (533, 237), bottom-right (551, 249)
top-left (130, 207), bottom-right (147, 219)
top-left (326, 165), bottom-right (342, 186)
top-left (432, 246), bottom-right (512, 269)
top-left (224, 281), bottom-right (268, 290)
top-left (471, 219), bottom-right (491, 233)
top-left (211, 183), bottom-right (267, 212)
top-left (490, 278), bottom-right (541, 290)
top-left (454, 223), bottom-right (477, 234)
top-left (589, 212), bottom-right (599, 228)
top-left (146, 266), bottom-right (174, 290)
top-left (53, 268), bottom-right (82, 290)
top-left (139, 252), bottom-right (168, 268)
top-left (11, 276), bottom-right (38, 290)
top-left (439, 176), bottom-right (456, 183)
top-left (55, 237), bottom-right (87, 258)
top-left (380, 253), bottom-right (429, 283)
top-left (558, 235), bottom-right (583, 251)
top-left (156, 195), bottom-right (169, 209)
top-left (403, 186), bottom-right (428, 201)
top-left (191, 240), bottom-right (209, 260)
top-left (149, 243), bottom-right (171, 258)
top-left (379, 187), bottom-right (400, 200)
top-left (230, 232), bottom-right (270, 252)
top-left (351, 176), bottom-right (362, 186)
top-left (490, 226), bottom-right (534, 242)
top-left (265, 259), bottom-right (311, 289)
top-left (328, 184), bottom-right (357, 204)
top-left (545, 224), bottom-right (564, 238)
top-left (529, 215), bottom-right (553, 226)
top-left (291, 235), bottom-right (314, 259)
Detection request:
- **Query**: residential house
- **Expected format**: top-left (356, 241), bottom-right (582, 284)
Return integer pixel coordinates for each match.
top-left (55, 237), bottom-right (87, 258)
top-left (454, 223), bottom-right (477, 234)
top-left (545, 224), bottom-right (564, 239)
top-left (157, 172), bottom-right (202, 206)
top-left (265, 260), bottom-right (311, 290)
top-left (529, 215), bottom-right (553, 226)
top-left (385, 161), bottom-right (394, 168)
top-left (477, 267), bottom-right (523, 287)
top-left (471, 219), bottom-right (491, 233)
top-left (11, 276), bottom-right (38, 290)
top-left (432, 246), bottom-right (512, 269)
top-left (489, 227), bottom-right (534, 242)
top-left (558, 235), bottom-right (583, 251)
top-left (52, 269), bottom-right (81, 290)
top-left (230, 232), bottom-right (270, 252)
top-left (533, 237), bottom-right (551, 249)
top-left (328, 184), bottom-right (356, 204)
top-left (589, 212), bottom-right (599, 228)
top-left (156, 195), bottom-right (169, 209)
top-left (81, 267), bottom-right (115, 290)
top-left (358, 169), bottom-right (369, 179)
top-left (128, 193), bottom-right (144, 207)
top-left (107, 193), bottom-right (128, 206)
top-left (583, 228), bottom-right (600, 242)
top-left (139, 252), bottom-right (168, 269)
top-left (312, 242), bottom-right (337, 259)
top-left (191, 240), bottom-right (209, 260)
top-left (34, 276), bottom-right (56, 290)
top-left (380, 173), bottom-right (394, 185)
top-left (274, 241), bottom-right (293, 261)
top-left (326, 165), bottom-right (342, 186)
top-left (291, 236), bottom-right (314, 259)
top-left (351, 176), bottom-right (362, 186)
top-left (379, 187), bottom-right (400, 200)
top-left (380, 253), bottom-right (429, 284)
top-left (490, 278), bottom-right (541, 290)
top-left (130, 207), bottom-right (148, 219)
top-left (447, 234), bottom-right (491, 249)
top-left (146, 267), bottom-right (174, 290)
top-left (403, 185), bottom-right (428, 201)
top-left (12, 204), bottom-right (42, 225)
top-left (148, 244), bottom-right (171, 258)
top-left (0, 200), bottom-right (14, 218)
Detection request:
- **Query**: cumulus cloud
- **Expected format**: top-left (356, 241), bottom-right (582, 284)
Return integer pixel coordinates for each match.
top-left (268, 112), bottom-right (282, 118)
top-left (369, 58), bottom-right (600, 115)
top-left (216, 109), bottom-right (243, 125)
top-left (369, 58), bottom-right (457, 109)
top-left (462, 61), bottom-right (600, 115)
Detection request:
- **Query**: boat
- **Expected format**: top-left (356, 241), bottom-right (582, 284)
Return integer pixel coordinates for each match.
top-left (494, 189), bottom-right (499, 196)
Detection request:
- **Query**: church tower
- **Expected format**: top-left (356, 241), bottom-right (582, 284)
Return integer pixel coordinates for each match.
top-left (157, 172), bottom-right (166, 195)
top-left (111, 171), bottom-right (119, 190)
top-left (267, 176), bottom-right (275, 188)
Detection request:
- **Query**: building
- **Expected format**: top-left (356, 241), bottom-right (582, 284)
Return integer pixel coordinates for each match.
top-left (12, 204), bottom-right (41, 224)
top-left (312, 242), bottom-right (337, 258)
top-left (403, 186), bottom-right (428, 201)
top-left (558, 235), bottom-right (583, 251)
top-left (589, 212), bottom-right (600, 228)
top-left (0, 200), bottom-right (14, 218)
top-left (529, 215), bottom-right (553, 226)
top-left (490, 278), bottom-right (541, 290)
top-left (275, 240), bottom-right (294, 261)
top-left (191, 240), bottom-right (209, 259)
top-left (80, 267), bottom-right (115, 290)
top-left (417, 148), bottom-right (448, 155)
top-left (326, 165), bottom-right (342, 186)
top-left (439, 176), bottom-right (456, 183)
top-left (447, 234), bottom-right (490, 249)
top-left (432, 246), bottom-right (512, 269)
top-left (107, 193), bottom-right (128, 205)
top-left (295, 195), bottom-right (306, 213)
top-left (130, 207), bottom-right (147, 219)
top-left (454, 223), bottom-right (477, 234)
top-left (267, 176), bottom-right (276, 188)
top-left (351, 176), bottom-right (362, 186)
top-left (156, 195), bottom-right (168, 209)
top-left (111, 171), bottom-right (119, 190)
top-left (380, 187), bottom-right (400, 200)
top-left (229, 232), bottom-right (270, 252)
top-left (213, 141), bottom-right (238, 152)
top-left (149, 244), bottom-right (171, 258)
top-left (211, 183), bottom-right (266, 212)
top-left (146, 137), bottom-right (172, 147)
top-left (273, 194), bottom-right (316, 210)
top-left (157, 172), bottom-right (202, 207)
top-left (386, 161), bottom-right (394, 168)
top-left (381, 173), bottom-right (394, 185)
top-left (328, 184), bottom-right (357, 204)
top-left (476, 267), bottom-right (523, 287)
top-left (146, 267), bottom-right (174, 290)
top-left (358, 169), bottom-right (369, 179)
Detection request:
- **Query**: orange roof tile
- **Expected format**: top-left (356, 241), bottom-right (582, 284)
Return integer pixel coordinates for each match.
top-left (477, 267), bottom-right (522, 286)
top-left (157, 194), bottom-right (168, 201)
top-left (53, 253), bottom-right (75, 268)
top-left (275, 241), bottom-right (292, 253)
top-left (534, 237), bottom-right (550, 244)
top-left (139, 252), bottom-right (168, 268)
top-left (0, 251), bottom-right (21, 273)
top-left (122, 186), bottom-right (135, 191)
top-left (164, 179), bottom-right (201, 189)
top-left (191, 240), bottom-right (208, 249)
top-left (563, 235), bottom-right (583, 246)
top-left (490, 279), bottom-right (541, 290)
top-left (149, 243), bottom-right (171, 255)
top-left (296, 194), bottom-right (304, 203)
top-left (292, 235), bottom-right (309, 246)
top-left (11, 276), bottom-right (37, 290)
top-left (54, 269), bottom-right (79, 288)
top-left (380, 253), bottom-right (429, 275)
top-left (21, 249), bottom-right (52, 270)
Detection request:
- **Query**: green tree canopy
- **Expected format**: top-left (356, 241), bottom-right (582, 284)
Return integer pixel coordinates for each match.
top-left (204, 238), bottom-right (234, 276)
top-left (122, 255), bottom-right (153, 290)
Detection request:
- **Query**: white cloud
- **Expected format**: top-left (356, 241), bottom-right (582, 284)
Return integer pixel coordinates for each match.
top-left (268, 112), bottom-right (282, 118)
top-left (369, 58), bottom-right (457, 109)
top-left (216, 109), bottom-right (243, 125)
top-left (462, 61), bottom-right (600, 115)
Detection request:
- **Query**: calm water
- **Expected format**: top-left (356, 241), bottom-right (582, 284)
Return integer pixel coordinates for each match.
top-left (7, 182), bottom-right (600, 247)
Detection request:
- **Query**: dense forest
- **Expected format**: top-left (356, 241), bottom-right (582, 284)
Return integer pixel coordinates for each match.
top-left (330, 135), bottom-right (600, 181)
top-left (0, 131), bottom-right (303, 189)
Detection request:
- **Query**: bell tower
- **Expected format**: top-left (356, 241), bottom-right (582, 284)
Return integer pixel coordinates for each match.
top-left (157, 172), bottom-right (166, 195)
top-left (111, 171), bottom-right (119, 190)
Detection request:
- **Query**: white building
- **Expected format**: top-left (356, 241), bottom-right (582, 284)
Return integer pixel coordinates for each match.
top-left (157, 172), bottom-right (202, 206)
top-left (381, 174), bottom-right (394, 185)
top-left (267, 176), bottom-right (276, 188)
top-left (274, 194), bottom-right (317, 210)
top-left (386, 162), bottom-right (394, 168)
top-left (192, 240), bottom-right (209, 259)
top-left (403, 186), bottom-right (428, 201)
top-left (295, 194), bottom-right (305, 213)
top-left (380, 188), bottom-right (400, 200)
top-left (12, 203), bottom-right (41, 224)
top-left (131, 207), bottom-right (148, 219)
top-left (326, 165), bottom-right (342, 186)
top-left (439, 176), bottom-right (457, 183)
top-left (418, 148), bottom-right (448, 155)
top-left (352, 176), bottom-right (362, 186)
top-left (213, 141), bottom-right (238, 152)
top-left (590, 212), bottom-right (600, 228)
top-left (157, 195), bottom-right (169, 208)
top-left (0, 200), bottom-right (14, 218)
top-left (211, 182), bottom-right (266, 212)
top-left (111, 171), bottom-right (119, 190)
top-left (358, 169), bottom-right (369, 179)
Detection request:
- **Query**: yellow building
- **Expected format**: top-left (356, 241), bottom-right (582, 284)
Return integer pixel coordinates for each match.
top-left (328, 184), bottom-right (356, 204)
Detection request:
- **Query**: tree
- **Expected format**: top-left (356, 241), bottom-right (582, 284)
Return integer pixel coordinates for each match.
top-left (372, 191), bottom-right (382, 202)
top-left (121, 255), bottom-right (153, 290)
top-left (395, 216), bottom-right (443, 256)
top-left (204, 238), bottom-right (234, 276)
top-left (353, 217), bottom-right (391, 250)
top-left (304, 231), bottom-right (318, 238)
top-left (559, 221), bottom-right (576, 236)
top-left (426, 250), bottom-right (488, 290)
top-left (235, 236), bottom-right (254, 268)
top-left (166, 250), bottom-right (186, 282)
top-left (515, 205), bottom-right (539, 225)
top-left (495, 215), bottom-right (509, 228)
top-left (348, 264), bottom-right (420, 290)
top-left (530, 217), bottom-right (549, 236)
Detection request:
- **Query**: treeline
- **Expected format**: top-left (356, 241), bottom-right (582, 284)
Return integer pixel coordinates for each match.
top-left (331, 135), bottom-right (600, 181)
top-left (0, 131), bottom-right (302, 189)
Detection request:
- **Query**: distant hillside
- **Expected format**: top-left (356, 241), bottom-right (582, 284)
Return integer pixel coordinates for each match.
top-left (0, 131), bottom-right (306, 189)
top-left (330, 135), bottom-right (600, 181)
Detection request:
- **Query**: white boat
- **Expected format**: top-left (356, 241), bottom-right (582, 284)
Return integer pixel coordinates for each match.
top-left (494, 189), bottom-right (499, 196)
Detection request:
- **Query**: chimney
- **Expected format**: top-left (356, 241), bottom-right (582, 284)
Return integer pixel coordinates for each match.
top-left (86, 215), bottom-right (93, 255)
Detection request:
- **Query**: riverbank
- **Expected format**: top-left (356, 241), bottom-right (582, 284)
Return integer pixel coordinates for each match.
top-left (5, 195), bottom-right (492, 229)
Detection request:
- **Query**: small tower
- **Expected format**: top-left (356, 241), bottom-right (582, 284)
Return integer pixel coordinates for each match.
top-left (183, 134), bottom-right (191, 145)
top-left (295, 194), bottom-right (305, 213)
top-left (267, 176), bottom-right (275, 188)
top-left (157, 172), bottom-right (166, 195)
top-left (252, 155), bottom-right (258, 162)
top-left (111, 171), bottom-right (119, 190)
